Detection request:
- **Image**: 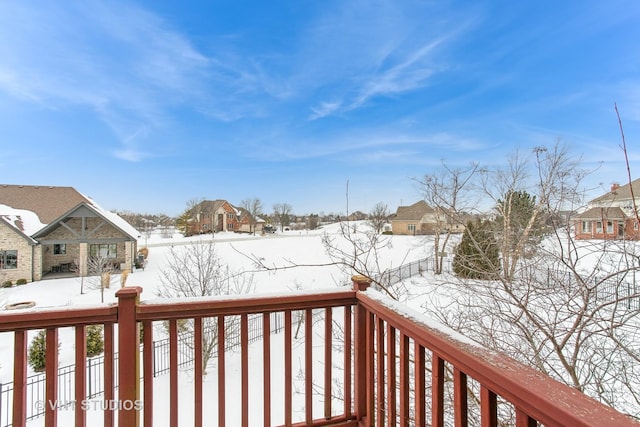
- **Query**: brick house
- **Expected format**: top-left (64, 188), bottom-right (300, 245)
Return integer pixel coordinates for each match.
top-left (573, 180), bottom-right (640, 240)
top-left (0, 185), bottom-right (140, 283)
top-left (187, 200), bottom-right (264, 235)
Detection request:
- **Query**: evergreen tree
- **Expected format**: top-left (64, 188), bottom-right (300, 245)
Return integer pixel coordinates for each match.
top-left (86, 325), bottom-right (104, 357)
top-left (453, 220), bottom-right (500, 280)
top-left (495, 190), bottom-right (545, 250)
top-left (28, 330), bottom-right (48, 372)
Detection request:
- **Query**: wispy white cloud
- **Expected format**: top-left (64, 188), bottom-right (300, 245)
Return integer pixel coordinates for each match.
top-left (309, 101), bottom-right (343, 120)
top-left (0, 1), bottom-right (216, 161)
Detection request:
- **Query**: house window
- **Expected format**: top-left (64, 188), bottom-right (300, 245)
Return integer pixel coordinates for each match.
top-left (53, 244), bottom-right (66, 255)
top-left (0, 250), bottom-right (18, 269)
top-left (596, 222), bottom-right (603, 233)
top-left (227, 223), bottom-right (234, 230)
top-left (581, 221), bottom-right (592, 233)
top-left (407, 224), bottom-right (416, 233)
top-left (606, 221), bottom-right (613, 234)
top-left (89, 244), bottom-right (117, 259)
top-left (227, 213), bottom-right (235, 220)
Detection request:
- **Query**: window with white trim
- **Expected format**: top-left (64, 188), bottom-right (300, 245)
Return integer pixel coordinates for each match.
top-left (89, 244), bottom-right (117, 259)
top-left (582, 221), bottom-right (592, 233)
top-left (0, 250), bottom-right (17, 269)
top-left (606, 221), bottom-right (614, 234)
top-left (53, 244), bottom-right (66, 255)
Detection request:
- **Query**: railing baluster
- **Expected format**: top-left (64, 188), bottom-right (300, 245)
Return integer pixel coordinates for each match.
top-left (104, 323), bottom-right (114, 427)
top-left (399, 333), bottom-right (409, 427)
top-left (376, 316), bottom-right (385, 427)
top-left (387, 324), bottom-right (396, 427)
top-left (284, 310), bottom-right (292, 426)
top-left (515, 409), bottom-right (537, 427)
top-left (414, 342), bottom-right (425, 427)
top-left (241, 314), bottom-right (249, 427)
top-left (217, 315), bottom-right (226, 426)
top-left (263, 312), bottom-right (271, 427)
top-left (454, 368), bottom-right (468, 427)
top-left (480, 385), bottom-right (497, 427)
top-left (75, 325), bottom-right (86, 427)
top-left (344, 306), bottom-right (352, 419)
top-left (305, 308), bottom-right (313, 425)
top-left (142, 321), bottom-right (153, 427)
top-left (45, 327), bottom-right (58, 427)
top-left (194, 317), bottom-right (203, 427)
top-left (366, 310), bottom-right (375, 426)
top-left (432, 355), bottom-right (444, 427)
top-left (169, 319), bottom-right (178, 427)
top-left (13, 330), bottom-right (27, 426)
top-left (324, 307), bottom-right (332, 420)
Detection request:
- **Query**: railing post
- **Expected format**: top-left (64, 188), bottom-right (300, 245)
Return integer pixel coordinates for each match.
top-left (352, 275), bottom-right (372, 425)
top-left (116, 286), bottom-right (142, 427)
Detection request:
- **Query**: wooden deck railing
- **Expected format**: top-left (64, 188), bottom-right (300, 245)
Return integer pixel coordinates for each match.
top-left (0, 276), bottom-right (638, 426)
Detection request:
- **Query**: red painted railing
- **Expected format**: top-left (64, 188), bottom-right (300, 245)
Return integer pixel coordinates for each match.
top-left (0, 276), bottom-right (638, 426)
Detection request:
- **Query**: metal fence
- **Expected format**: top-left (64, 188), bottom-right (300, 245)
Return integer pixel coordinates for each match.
top-left (0, 311), bottom-right (284, 426)
top-left (344, 256), bottom-right (449, 288)
top-left (595, 276), bottom-right (640, 311)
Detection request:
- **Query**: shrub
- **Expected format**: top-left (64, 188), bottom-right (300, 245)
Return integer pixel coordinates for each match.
top-left (138, 247), bottom-right (149, 259)
top-left (86, 325), bottom-right (104, 357)
top-left (2, 280), bottom-right (13, 288)
top-left (16, 278), bottom-right (28, 285)
top-left (28, 330), bottom-right (47, 372)
top-left (382, 231), bottom-right (393, 235)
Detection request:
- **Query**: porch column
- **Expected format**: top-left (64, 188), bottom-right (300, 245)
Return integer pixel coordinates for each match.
top-left (79, 242), bottom-right (88, 276)
top-left (124, 241), bottom-right (133, 271)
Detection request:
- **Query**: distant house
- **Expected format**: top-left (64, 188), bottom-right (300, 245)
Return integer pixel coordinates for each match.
top-left (0, 185), bottom-right (140, 283)
top-left (391, 200), bottom-right (467, 235)
top-left (187, 200), bottom-right (264, 235)
top-left (573, 180), bottom-right (640, 240)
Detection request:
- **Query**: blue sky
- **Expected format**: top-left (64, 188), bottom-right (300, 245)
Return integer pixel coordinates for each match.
top-left (1, 1), bottom-right (639, 217)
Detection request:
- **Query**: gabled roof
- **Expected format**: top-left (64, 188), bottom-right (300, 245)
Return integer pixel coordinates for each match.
top-left (590, 178), bottom-right (640, 205)
top-left (195, 199), bottom-right (235, 214)
top-left (32, 202), bottom-right (140, 240)
top-left (0, 184), bottom-right (139, 239)
top-left (393, 200), bottom-right (434, 221)
top-left (573, 206), bottom-right (628, 220)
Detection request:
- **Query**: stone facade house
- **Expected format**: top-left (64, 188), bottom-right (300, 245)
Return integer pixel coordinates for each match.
top-left (391, 201), bottom-right (435, 235)
top-left (187, 200), bottom-right (264, 235)
top-left (391, 200), bottom-right (467, 235)
top-left (573, 180), bottom-right (640, 240)
top-left (0, 185), bottom-right (140, 283)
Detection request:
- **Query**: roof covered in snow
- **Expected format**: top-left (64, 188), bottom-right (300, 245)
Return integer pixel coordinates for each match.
top-left (0, 184), bottom-right (140, 239)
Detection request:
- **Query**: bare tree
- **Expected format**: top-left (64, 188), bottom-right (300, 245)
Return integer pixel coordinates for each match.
top-left (368, 202), bottom-right (390, 234)
top-left (422, 142), bottom-right (640, 418)
top-left (240, 198), bottom-right (263, 235)
top-left (86, 254), bottom-right (116, 303)
top-left (418, 162), bottom-right (479, 274)
top-left (156, 240), bottom-right (254, 372)
top-left (273, 202), bottom-right (293, 231)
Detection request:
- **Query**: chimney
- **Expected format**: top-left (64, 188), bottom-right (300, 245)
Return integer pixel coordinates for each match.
top-left (611, 183), bottom-right (620, 193)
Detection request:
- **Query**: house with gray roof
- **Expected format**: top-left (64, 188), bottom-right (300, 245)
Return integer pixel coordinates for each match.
top-left (573, 180), bottom-right (640, 240)
top-left (0, 185), bottom-right (140, 283)
top-left (391, 200), bottom-right (468, 235)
